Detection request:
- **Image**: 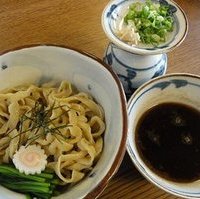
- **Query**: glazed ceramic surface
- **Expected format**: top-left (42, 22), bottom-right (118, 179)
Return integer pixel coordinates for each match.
top-left (104, 43), bottom-right (167, 97)
top-left (127, 73), bottom-right (200, 198)
top-left (102, 0), bottom-right (188, 55)
top-left (0, 45), bottom-right (127, 199)
top-left (102, 0), bottom-right (187, 94)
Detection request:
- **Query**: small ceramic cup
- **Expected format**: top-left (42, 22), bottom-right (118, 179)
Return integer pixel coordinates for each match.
top-left (102, 0), bottom-right (188, 96)
top-left (127, 73), bottom-right (200, 198)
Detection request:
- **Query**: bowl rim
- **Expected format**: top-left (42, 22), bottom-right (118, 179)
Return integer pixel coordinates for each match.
top-left (101, 0), bottom-right (188, 55)
top-left (127, 72), bottom-right (200, 198)
top-left (0, 43), bottom-right (128, 199)
top-left (127, 73), bottom-right (200, 105)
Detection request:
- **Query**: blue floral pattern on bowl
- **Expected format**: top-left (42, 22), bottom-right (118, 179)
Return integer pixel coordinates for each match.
top-left (104, 43), bottom-right (167, 98)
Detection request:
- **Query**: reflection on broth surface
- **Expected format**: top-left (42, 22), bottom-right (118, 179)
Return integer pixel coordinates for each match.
top-left (136, 102), bottom-right (200, 182)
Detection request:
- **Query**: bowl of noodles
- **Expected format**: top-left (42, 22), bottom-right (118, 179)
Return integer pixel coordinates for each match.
top-left (0, 44), bottom-right (127, 199)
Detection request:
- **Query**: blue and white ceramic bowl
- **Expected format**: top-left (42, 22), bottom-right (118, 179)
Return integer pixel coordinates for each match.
top-left (0, 44), bottom-right (128, 199)
top-left (127, 73), bottom-right (200, 198)
top-left (102, 0), bottom-right (188, 55)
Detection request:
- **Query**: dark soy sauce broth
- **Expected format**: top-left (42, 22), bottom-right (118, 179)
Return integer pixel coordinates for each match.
top-left (136, 102), bottom-right (200, 182)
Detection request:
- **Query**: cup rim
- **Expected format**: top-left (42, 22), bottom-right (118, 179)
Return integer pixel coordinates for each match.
top-left (128, 73), bottom-right (200, 104)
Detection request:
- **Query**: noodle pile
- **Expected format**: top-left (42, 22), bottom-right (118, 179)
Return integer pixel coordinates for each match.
top-left (0, 81), bottom-right (105, 184)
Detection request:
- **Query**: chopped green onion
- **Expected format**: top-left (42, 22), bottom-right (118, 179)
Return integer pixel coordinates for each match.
top-left (124, 0), bottom-right (174, 45)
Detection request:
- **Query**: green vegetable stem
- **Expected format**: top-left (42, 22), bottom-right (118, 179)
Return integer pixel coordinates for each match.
top-left (0, 164), bottom-right (62, 199)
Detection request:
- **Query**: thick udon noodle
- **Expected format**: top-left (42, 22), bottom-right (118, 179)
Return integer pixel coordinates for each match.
top-left (0, 81), bottom-right (105, 184)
